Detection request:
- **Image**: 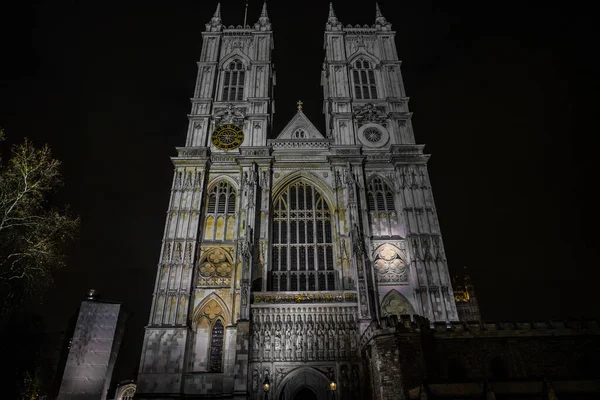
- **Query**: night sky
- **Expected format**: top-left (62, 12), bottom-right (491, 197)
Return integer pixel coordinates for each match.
top-left (1, 0), bottom-right (598, 386)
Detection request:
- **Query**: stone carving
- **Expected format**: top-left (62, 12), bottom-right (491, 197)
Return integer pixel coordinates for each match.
top-left (380, 290), bottom-right (415, 317)
top-left (197, 248), bottom-right (233, 287)
top-left (374, 244), bottom-right (408, 283)
top-left (249, 306), bottom-right (359, 362)
top-left (252, 368), bottom-right (258, 392)
top-left (213, 103), bottom-right (246, 127)
top-left (253, 291), bottom-right (357, 304)
top-left (353, 103), bottom-right (387, 126)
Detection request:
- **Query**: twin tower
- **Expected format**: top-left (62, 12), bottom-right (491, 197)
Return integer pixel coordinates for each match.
top-left (136, 3), bottom-right (458, 399)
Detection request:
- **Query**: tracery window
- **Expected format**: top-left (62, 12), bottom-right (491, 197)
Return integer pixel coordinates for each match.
top-left (367, 177), bottom-right (395, 213)
top-left (271, 181), bottom-right (335, 291)
top-left (353, 59), bottom-right (378, 100)
top-left (222, 60), bottom-right (245, 101)
top-left (204, 181), bottom-right (237, 241)
top-left (209, 320), bottom-right (224, 372)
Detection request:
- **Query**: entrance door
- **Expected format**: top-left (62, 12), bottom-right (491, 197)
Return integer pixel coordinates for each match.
top-left (293, 387), bottom-right (318, 400)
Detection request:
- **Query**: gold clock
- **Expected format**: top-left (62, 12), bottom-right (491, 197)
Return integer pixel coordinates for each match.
top-left (211, 124), bottom-right (244, 150)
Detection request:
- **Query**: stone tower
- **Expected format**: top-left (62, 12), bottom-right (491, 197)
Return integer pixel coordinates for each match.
top-left (136, 3), bottom-right (273, 397)
top-left (136, 3), bottom-right (457, 399)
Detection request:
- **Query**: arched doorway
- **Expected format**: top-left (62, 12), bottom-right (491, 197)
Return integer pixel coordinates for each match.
top-left (276, 367), bottom-right (330, 400)
top-left (293, 387), bottom-right (318, 400)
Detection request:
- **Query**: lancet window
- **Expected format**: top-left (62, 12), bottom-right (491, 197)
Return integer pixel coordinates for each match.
top-left (353, 59), bottom-right (378, 100)
top-left (367, 176), bottom-right (398, 236)
top-left (209, 320), bottom-right (224, 372)
top-left (222, 60), bottom-right (245, 101)
top-left (204, 181), bottom-right (236, 241)
top-left (367, 176), bottom-right (395, 213)
top-left (271, 181), bottom-right (335, 291)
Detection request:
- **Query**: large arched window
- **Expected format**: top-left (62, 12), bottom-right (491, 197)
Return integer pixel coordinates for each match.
top-left (367, 177), bottom-right (395, 213)
top-left (222, 60), bottom-right (245, 101)
top-left (209, 320), bottom-right (225, 372)
top-left (204, 181), bottom-right (236, 241)
top-left (352, 59), bottom-right (378, 100)
top-left (271, 181), bottom-right (335, 291)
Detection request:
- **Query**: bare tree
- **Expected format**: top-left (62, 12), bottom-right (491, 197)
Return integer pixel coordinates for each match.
top-left (0, 129), bottom-right (79, 323)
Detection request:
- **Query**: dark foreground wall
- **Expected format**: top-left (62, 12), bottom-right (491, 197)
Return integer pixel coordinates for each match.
top-left (361, 316), bottom-right (600, 399)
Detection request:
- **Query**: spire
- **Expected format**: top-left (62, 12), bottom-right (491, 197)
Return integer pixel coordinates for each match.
top-left (255, 1), bottom-right (271, 30)
top-left (375, 2), bottom-right (391, 28)
top-left (206, 3), bottom-right (223, 31)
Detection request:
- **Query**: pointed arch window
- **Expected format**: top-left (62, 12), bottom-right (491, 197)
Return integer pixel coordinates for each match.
top-left (222, 60), bottom-right (245, 101)
top-left (367, 176), bottom-right (395, 213)
top-left (353, 59), bottom-right (378, 100)
top-left (209, 320), bottom-right (224, 372)
top-left (204, 181), bottom-right (237, 241)
top-left (271, 181), bottom-right (335, 291)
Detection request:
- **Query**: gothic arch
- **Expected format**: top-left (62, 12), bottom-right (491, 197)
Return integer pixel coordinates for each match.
top-left (191, 292), bottom-right (231, 328)
top-left (272, 171), bottom-right (335, 212)
top-left (218, 50), bottom-right (250, 68)
top-left (206, 176), bottom-right (239, 193)
top-left (367, 173), bottom-right (395, 192)
top-left (380, 289), bottom-right (415, 317)
top-left (275, 367), bottom-right (331, 400)
top-left (347, 49), bottom-right (381, 67)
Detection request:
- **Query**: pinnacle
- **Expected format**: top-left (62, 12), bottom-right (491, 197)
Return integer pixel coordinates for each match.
top-left (376, 3), bottom-right (383, 18)
top-left (256, 1), bottom-right (270, 26)
top-left (375, 2), bottom-right (389, 26)
top-left (213, 3), bottom-right (221, 19)
top-left (327, 2), bottom-right (339, 25)
top-left (261, 1), bottom-right (269, 18)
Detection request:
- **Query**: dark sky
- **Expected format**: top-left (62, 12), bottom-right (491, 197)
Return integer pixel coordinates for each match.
top-left (1, 0), bottom-right (598, 386)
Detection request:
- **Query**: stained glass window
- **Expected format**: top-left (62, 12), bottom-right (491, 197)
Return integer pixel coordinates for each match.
top-left (271, 182), bottom-right (335, 291)
top-left (209, 320), bottom-right (224, 372)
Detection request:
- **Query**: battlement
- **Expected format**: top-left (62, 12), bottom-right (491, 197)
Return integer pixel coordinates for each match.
top-left (360, 315), bottom-right (600, 348)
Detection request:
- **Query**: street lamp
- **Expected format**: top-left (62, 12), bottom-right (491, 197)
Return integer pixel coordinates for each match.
top-left (329, 380), bottom-right (337, 399)
top-left (263, 375), bottom-right (270, 399)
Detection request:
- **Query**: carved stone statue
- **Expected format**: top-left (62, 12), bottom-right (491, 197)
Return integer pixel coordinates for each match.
top-left (274, 326), bottom-right (282, 359)
top-left (264, 330), bottom-right (271, 359)
top-left (252, 330), bottom-right (260, 358)
top-left (307, 325), bottom-right (314, 359)
top-left (317, 326), bottom-right (325, 359)
top-left (295, 327), bottom-right (303, 359)
top-left (285, 326), bottom-right (292, 360)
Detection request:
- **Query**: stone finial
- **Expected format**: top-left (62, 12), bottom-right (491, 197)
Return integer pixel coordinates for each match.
top-left (297, 100), bottom-right (303, 111)
top-left (206, 3), bottom-right (223, 31)
top-left (87, 289), bottom-right (97, 300)
top-left (326, 3), bottom-right (342, 30)
top-left (375, 3), bottom-right (391, 28)
top-left (255, 1), bottom-right (271, 30)
top-left (258, 2), bottom-right (269, 24)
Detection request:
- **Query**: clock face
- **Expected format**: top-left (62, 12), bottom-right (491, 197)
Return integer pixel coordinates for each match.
top-left (211, 124), bottom-right (244, 150)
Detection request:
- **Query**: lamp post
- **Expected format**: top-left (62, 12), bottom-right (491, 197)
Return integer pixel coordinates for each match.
top-left (329, 380), bottom-right (337, 400)
top-left (263, 375), bottom-right (270, 400)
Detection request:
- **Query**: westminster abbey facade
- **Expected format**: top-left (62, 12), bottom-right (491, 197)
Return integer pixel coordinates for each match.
top-left (135, 3), bottom-right (474, 399)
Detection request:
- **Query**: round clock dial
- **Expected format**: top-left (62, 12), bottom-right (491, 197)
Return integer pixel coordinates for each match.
top-left (211, 124), bottom-right (244, 150)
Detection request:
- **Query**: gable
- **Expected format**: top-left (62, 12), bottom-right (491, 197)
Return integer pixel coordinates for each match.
top-left (274, 110), bottom-right (326, 140)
